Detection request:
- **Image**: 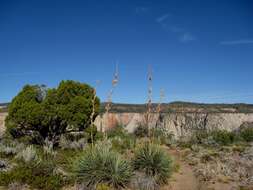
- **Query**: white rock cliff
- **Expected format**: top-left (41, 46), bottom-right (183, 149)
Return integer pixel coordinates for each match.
top-left (94, 113), bottom-right (253, 138)
top-left (1, 112), bottom-right (253, 138)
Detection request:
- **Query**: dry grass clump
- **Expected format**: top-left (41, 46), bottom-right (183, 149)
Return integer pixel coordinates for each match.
top-left (15, 145), bottom-right (39, 163)
top-left (43, 138), bottom-right (57, 157)
top-left (130, 172), bottom-right (159, 190)
top-left (0, 142), bottom-right (24, 156)
top-left (8, 182), bottom-right (29, 190)
top-left (59, 135), bottom-right (86, 150)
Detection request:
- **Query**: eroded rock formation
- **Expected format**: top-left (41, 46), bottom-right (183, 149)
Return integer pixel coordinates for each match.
top-left (95, 113), bottom-right (253, 138)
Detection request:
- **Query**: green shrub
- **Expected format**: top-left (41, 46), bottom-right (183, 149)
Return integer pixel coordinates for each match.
top-left (107, 125), bottom-right (136, 153)
top-left (190, 130), bottom-right (209, 144)
top-left (84, 124), bottom-right (101, 143)
top-left (211, 130), bottom-right (237, 145)
top-left (176, 136), bottom-right (193, 148)
top-left (133, 143), bottom-right (173, 185)
top-left (151, 127), bottom-right (175, 146)
top-left (72, 142), bottom-right (133, 189)
top-left (178, 128), bottom-right (253, 148)
top-left (0, 162), bottom-right (66, 190)
top-left (54, 149), bottom-right (83, 178)
top-left (110, 135), bottom-right (136, 153)
top-left (17, 133), bottom-right (44, 145)
top-left (239, 126), bottom-right (253, 142)
top-left (134, 125), bottom-right (148, 138)
top-left (134, 125), bottom-right (174, 145)
top-left (107, 125), bottom-right (127, 138)
top-left (94, 131), bottom-right (104, 141)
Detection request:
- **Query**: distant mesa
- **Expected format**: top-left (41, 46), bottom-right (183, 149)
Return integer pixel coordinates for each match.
top-left (1, 102), bottom-right (253, 114)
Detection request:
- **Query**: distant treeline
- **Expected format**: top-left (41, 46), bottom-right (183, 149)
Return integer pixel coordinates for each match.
top-left (100, 102), bottom-right (253, 113)
top-left (0, 103), bottom-right (9, 107)
top-left (0, 103), bottom-right (9, 113)
top-left (2, 101), bottom-right (253, 114)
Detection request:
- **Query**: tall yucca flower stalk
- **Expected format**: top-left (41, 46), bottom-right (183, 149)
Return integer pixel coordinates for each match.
top-left (104, 64), bottom-right (119, 138)
top-left (90, 80), bottom-right (100, 146)
top-left (152, 89), bottom-right (165, 140)
top-left (145, 65), bottom-right (153, 139)
top-left (156, 89), bottom-right (165, 115)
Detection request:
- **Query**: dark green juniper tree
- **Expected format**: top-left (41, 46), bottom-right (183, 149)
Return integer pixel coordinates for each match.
top-left (6, 80), bottom-right (100, 145)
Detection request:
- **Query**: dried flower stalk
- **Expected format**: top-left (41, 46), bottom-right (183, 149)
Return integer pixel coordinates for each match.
top-left (90, 80), bottom-right (100, 146)
top-left (153, 88), bottom-right (165, 140)
top-left (104, 64), bottom-right (119, 138)
top-left (156, 88), bottom-right (165, 114)
top-left (146, 65), bottom-right (153, 138)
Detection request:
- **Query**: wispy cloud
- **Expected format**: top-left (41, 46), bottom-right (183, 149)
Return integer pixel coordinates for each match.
top-left (156, 13), bottom-right (196, 43)
top-left (0, 72), bottom-right (39, 77)
top-left (135, 6), bottom-right (149, 14)
top-left (220, 39), bottom-right (253, 45)
top-left (180, 33), bottom-right (195, 43)
top-left (156, 14), bottom-right (169, 23)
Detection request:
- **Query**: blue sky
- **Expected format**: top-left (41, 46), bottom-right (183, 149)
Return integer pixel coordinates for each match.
top-left (0, 0), bottom-right (253, 104)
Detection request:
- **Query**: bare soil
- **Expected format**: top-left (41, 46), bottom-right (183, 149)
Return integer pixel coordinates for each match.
top-left (163, 147), bottom-right (242, 190)
top-left (162, 148), bottom-right (200, 190)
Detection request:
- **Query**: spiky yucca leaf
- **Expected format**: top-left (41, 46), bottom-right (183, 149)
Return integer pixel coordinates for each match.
top-left (133, 143), bottom-right (173, 184)
top-left (72, 141), bottom-right (133, 189)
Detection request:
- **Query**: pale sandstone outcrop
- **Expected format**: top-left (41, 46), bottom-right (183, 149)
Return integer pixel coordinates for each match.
top-left (0, 113), bottom-right (8, 136)
top-left (1, 112), bottom-right (253, 138)
top-left (95, 113), bottom-right (253, 138)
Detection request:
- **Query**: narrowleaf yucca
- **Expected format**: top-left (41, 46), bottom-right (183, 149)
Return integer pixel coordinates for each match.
top-left (133, 143), bottom-right (173, 185)
top-left (72, 141), bottom-right (133, 189)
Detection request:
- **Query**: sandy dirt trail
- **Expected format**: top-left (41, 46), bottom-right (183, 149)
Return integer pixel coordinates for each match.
top-left (162, 148), bottom-right (200, 190)
top-left (163, 147), bottom-right (240, 190)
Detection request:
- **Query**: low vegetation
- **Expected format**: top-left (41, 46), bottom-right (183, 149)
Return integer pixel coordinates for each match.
top-left (107, 125), bottom-right (136, 153)
top-left (1, 79), bottom-right (253, 190)
top-left (133, 143), bottom-right (173, 185)
top-left (239, 122), bottom-right (253, 142)
top-left (15, 145), bottom-right (39, 163)
top-left (0, 80), bottom-right (178, 190)
top-left (72, 141), bottom-right (133, 189)
top-left (0, 162), bottom-right (67, 190)
top-left (176, 124), bottom-right (253, 190)
top-left (0, 141), bottom-right (70, 190)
